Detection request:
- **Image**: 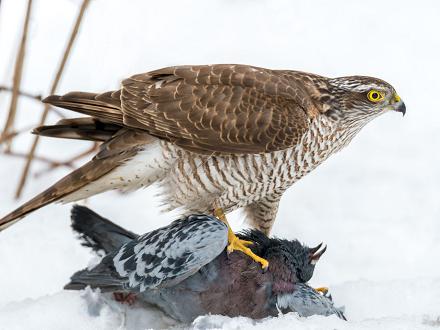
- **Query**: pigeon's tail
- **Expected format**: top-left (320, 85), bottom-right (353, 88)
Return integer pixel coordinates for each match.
top-left (70, 205), bottom-right (138, 254)
top-left (65, 205), bottom-right (138, 292)
top-left (64, 263), bottom-right (125, 292)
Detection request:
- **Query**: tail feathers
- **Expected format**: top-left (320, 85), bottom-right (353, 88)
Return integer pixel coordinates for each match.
top-left (64, 267), bottom-right (124, 292)
top-left (43, 91), bottom-right (123, 124)
top-left (33, 117), bottom-right (122, 142)
top-left (71, 205), bottom-right (137, 254)
top-left (0, 158), bottom-right (119, 231)
top-left (0, 129), bottom-right (149, 231)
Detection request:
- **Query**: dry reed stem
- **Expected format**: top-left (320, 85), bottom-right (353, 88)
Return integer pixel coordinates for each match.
top-left (15, 0), bottom-right (91, 199)
top-left (1, 0), bottom-right (33, 151)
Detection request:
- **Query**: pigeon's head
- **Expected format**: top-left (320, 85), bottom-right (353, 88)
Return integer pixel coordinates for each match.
top-left (267, 240), bottom-right (326, 283)
top-left (237, 230), bottom-right (326, 283)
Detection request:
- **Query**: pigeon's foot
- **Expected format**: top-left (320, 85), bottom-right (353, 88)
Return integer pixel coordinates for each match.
top-left (314, 287), bottom-right (329, 295)
top-left (113, 292), bottom-right (137, 305)
top-left (213, 208), bottom-right (269, 270)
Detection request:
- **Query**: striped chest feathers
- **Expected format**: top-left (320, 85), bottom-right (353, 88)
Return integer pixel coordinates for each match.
top-left (162, 115), bottom-right (354, 195)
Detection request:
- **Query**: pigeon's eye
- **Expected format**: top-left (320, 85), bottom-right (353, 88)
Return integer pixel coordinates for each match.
top-left (367, 90), bottom-right (384, 103)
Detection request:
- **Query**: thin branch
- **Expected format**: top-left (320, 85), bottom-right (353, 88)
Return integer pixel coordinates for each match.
top-left (0, 86), bottom-right (66, 119)
top-left (0, 124), bottom-right (34, 145)
top-left (15, 0), bottom-right (90, 199)
top-left (44, 105), bottom-right (67, 119)
top-left (0, 85), bottom-right (42, 101)
top-left (1, 0), bottom-right (33, 151)
top-left (3, 150), bottom-right (75, 169)
top-left (33, 142), bottom-right (98, 178)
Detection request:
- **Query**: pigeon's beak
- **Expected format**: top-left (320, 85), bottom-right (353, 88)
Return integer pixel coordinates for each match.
top-left (392, 94), bottom-right (406, 116)
top-left (309, 243), bottom-right (327, 265)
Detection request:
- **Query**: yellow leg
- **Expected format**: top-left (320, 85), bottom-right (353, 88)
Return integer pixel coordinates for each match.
top-left (315, 287), bottom-right (329, 295)
top-left (214, 208), bottom-right (269, 269)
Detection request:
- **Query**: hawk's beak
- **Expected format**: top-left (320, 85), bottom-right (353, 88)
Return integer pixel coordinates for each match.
top-left (392, 94), bottom-right (406, 116)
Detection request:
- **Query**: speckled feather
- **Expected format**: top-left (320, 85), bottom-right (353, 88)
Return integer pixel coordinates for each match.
top-left (65, 206), bottom-right (345, 322)
top-left (0, 64), bottom-right (402, 232)
top-left (112, 214), bottom-right (228, 291)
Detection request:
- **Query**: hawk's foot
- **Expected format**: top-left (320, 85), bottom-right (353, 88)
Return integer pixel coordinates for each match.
top-left (315, 287), bottom-right (329, 295)
top-left (213, 207), bottom-right (269, 270)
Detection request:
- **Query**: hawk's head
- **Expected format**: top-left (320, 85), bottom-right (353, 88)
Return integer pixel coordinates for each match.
top-left (326, 76), bottom-right (406, 122)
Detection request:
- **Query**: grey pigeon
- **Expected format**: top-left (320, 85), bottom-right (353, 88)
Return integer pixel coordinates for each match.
top-left (65, 205), bottom-right (346, 322)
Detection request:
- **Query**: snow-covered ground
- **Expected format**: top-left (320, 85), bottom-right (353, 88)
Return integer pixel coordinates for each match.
top-left (0, 0), bottom-right (439, 329)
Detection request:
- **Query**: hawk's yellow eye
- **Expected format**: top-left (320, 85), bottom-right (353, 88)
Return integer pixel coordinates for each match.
top-left (367, 90), bottom-right (384, 103)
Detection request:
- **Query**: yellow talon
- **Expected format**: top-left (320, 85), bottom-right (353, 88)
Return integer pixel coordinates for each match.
top-left (315, 287), bottom-right (329, 295)
top-left (214, 208), bottom-right (269, 269)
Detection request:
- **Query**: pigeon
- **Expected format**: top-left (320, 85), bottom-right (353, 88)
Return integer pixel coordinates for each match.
top-left (65, 205), bottom-right (345, 322)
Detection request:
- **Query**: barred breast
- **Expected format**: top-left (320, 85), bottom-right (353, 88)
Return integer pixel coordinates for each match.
top-left (157, 115), bottom-right (354, 216)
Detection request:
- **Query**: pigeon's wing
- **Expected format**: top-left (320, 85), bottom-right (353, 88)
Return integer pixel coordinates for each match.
top-left (120, 64), bottom-right (315, 154)
top-left (113, 215), bottom-right (228, 292)
top-left (277, 283), bottom-right (346, 320)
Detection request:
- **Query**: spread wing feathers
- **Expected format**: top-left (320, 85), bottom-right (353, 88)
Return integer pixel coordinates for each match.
top-left (70, 205), bottom-right (138, 255)
top-left (33, 117), bottom-right (122, 142)
top-left (66, 215), bottom-right (228, 293)
top-left (0, 130), bottom-right (151, 231)
top-left (43, 90), bottom-right (123, 124)
top-left (121, 64), bottom-right (312, 154)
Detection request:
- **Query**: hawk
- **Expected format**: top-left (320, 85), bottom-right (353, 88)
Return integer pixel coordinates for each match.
top-left (0, 64), bottom-right (405, 266)
top-left (65, 205), bottom-right (344, 322)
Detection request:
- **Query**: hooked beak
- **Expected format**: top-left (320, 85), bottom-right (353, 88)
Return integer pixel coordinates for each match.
top-left (309, 243), bottom-right (327, 265)
top-left (392, 94), bottom-right (406, 116)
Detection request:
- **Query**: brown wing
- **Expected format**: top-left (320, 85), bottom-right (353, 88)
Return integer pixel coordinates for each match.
top-left (120, 64), bottom-right (314, 154)
top-left (0, 129), bottom-right (152, 231)
top-left (43, 65), bottom-right (317, 154)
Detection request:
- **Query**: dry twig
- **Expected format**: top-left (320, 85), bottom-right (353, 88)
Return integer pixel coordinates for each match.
top-left (15, 0), bottom-right (91, 199)
top-left (0, 85), bottom-right (42, 101)
top-left (3, 150), bottom-right (75, 169)
top-left (1, 0), bottom-right (33, 151)
top-left (0, 124), bottom-right (35, 145)
top-left (34, 142), bottom-right (99, 178)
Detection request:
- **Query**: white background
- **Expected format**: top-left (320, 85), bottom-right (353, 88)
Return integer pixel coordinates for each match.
top-left (0, 0), bottom-right (439, 329)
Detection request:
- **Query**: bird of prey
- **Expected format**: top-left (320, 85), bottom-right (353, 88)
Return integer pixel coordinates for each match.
top-left (64, 205), bottom-right (345, 322)
top-left (0, 64), bottom-right (405, 266)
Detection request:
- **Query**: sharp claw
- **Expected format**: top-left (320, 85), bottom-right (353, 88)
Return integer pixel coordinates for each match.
top-left (315, 287), bottom-right (329, 295)
top-left (240, 240), bottom-right (254, 246)
top-left (215, 206), bottom-right (268, 270)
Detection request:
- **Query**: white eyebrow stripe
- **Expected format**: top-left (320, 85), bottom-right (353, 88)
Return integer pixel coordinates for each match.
top-left (350, 83), bottom-right (385, 92)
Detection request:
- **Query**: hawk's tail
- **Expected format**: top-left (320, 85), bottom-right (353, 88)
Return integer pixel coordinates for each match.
top-left (42, 90), bottom-right (124, 124)
top-left (70, 205), bottom-right (137, 254)
top-left (33, 117), bottom-right (122, 142)
top-left (0, 158), bottom-right (119, 231)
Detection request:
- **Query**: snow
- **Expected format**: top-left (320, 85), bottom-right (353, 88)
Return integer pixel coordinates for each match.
top-left (0, 0), bottom-right (439, 329)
